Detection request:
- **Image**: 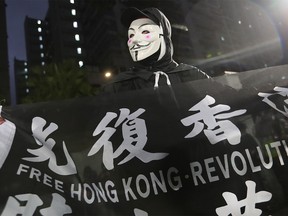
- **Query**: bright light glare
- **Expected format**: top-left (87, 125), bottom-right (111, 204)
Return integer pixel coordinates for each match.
top-left (105, 72), bottom-right (112, 78)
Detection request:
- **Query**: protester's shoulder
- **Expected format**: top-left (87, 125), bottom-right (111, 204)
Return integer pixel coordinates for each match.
top-left (170, 63), bottom-right (211, 79)
top-left (175, 63), bottom-right (205, 73)
top-left (101, 69), bottom-right (137, 94)
top-left (110, 69), bottom-right (137, 83)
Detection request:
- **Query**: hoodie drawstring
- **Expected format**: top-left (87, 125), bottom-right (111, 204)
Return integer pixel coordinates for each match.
top-left (153, 71), bottom-right (171, 88)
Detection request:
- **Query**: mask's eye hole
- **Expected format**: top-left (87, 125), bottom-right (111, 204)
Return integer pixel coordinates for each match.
top-left (129, 33), bottom-right (134, 38)
top-left (142, 30), bottom-right (150, 34)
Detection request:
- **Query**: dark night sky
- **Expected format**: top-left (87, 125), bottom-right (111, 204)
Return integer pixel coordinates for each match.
top-left (6, 0), bottom-right (48, 104)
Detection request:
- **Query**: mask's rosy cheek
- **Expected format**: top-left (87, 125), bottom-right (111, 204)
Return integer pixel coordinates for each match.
top-left (128, 39), bottom-right (132, 44)
top-left (145, 35), bottom-right (151, 39)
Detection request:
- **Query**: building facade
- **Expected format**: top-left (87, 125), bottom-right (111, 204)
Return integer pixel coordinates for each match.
top-left (25, 17), bottom-right (47, 68)
top-left (14, 58), bottom-right (29, 103)
top-left (45, 0), bottom-right (84, 67)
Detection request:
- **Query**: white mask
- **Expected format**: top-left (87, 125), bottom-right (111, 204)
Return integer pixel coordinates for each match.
top-left (127, 18), bottom-right (166, 62)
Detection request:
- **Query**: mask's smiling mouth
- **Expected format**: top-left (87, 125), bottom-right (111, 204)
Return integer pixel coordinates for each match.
top-left (130, 43), bottom-right (151, 51)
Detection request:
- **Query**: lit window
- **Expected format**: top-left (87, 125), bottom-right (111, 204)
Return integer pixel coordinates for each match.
top-left (39, 36), bottom-right (43, 41)
top-left (78, 61), bottom-right (83, 67)
top-left (38, 27), bottom-right (42, 32)
top-left (24, 62), bottom-right (27, 65)
top-left (70, 0), bottom-right (74, 4)
top-left (77, 47), bottom-right (82, 54)
top-left (75, 34), bottom-right (80, 41)
top-left (40, 44), bottom-right (43, 49)
top-left (73, 21), bottom-right (78, 28)
top-left (41, 62), bottom-right (45, 66)
top-left (24, 68), bottom-right (28, 72)
top-left (25, 75), bottom-right (28, 79)
top-left (41, 53), bottom-right (44, 57)
top-left (71, 9), bottom-right (76, 16)
top-left (26, 89), bottom-right (30, 93)
top-left (37, 20), bottom-right (41, 25)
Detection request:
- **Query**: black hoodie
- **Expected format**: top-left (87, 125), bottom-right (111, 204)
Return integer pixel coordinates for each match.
top-left (103, 7), bottom-right (210, 93)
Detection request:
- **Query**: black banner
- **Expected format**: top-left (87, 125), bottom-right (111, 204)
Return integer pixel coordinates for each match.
top-left (0, 65), bottom-right (288, 215)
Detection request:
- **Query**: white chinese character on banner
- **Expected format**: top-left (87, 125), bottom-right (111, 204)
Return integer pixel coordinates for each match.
top-left (134, 208), bottom-right (148, 216)
top-left (258, 86), bottom-right (288, 118)
top-left (88, 108), bottom-right (168, 170)
top-left (181, 95), bottom-right (247, 145)
top-left (216, 180), bottom-right (272, 216)
top-left (23, 117), bottom-right (77, 175)
top-left (1, 193), bottom-right (72, 216)
top-left (40, 193), bottom-right (72, 216)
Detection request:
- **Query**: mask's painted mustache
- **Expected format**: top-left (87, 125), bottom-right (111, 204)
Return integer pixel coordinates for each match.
top-left (130, 43), bottom-right (150, 51)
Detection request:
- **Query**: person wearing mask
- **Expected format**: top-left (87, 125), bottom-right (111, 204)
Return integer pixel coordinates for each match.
top-left (103, 7), bottom-right (210, 93)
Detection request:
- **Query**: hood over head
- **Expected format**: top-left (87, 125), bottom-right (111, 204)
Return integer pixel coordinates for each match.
top-left (121, 7), bottom-right (177, 72)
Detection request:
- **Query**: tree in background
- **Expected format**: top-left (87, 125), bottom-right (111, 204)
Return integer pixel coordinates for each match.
top-left (22, 60), bottom-right (99, 104)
